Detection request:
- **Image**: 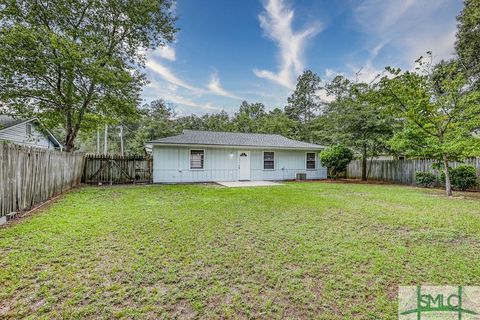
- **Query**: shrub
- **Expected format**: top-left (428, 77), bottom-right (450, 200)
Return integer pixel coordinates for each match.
top-left (441, 165), bottom-right (478, 191)
top-left (415, 172), bottom-right (436, 188)
top-left (319, 145), bottom-right (354, 179)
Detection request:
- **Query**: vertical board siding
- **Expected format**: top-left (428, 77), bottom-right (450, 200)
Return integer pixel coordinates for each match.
top-left (0, 142), bottom-right (85, 217)
top-left (83, 154), bottom-right (152, 184)
top-left (152, 146), bottom-right (328, 183)
top-left (346, 158), bottom-right (480, 188)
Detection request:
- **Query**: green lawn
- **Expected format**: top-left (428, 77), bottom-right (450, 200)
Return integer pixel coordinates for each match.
top-left (1, 182), bottom-right (480, 319)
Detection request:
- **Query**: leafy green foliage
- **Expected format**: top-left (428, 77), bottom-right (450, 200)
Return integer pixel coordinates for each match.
top-left (319, 145), bottom-right (354, 179)
top-left (455, 0), bottom-right (480, 88)
top-left (285, 70), bottom-right (322, 125)
top-left (260, 108), bottom-right (300, 139)
top-left (380, 55), bottom-right (480, 195)
top-left (315, 75), bottom-right (397, 180)
top-left (0, 0), bottom-right (177, 151)
top-left (441, 165), bottom-right (478, 191)
top-left (233, 101), bottom-right (266, 133)
top-left (415, 172), bottom-right (436, 188)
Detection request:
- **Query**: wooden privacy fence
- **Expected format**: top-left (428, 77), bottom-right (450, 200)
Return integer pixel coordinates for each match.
top-left (346, 158), bottom-right (480, 187)
top-left (0, 143), bottom-right (85, 217)
top-left (83, 154), bottom-right (152, 184)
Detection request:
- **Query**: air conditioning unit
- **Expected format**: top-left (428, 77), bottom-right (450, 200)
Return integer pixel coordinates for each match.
top-left (296, 173), bottom-right (307, 181)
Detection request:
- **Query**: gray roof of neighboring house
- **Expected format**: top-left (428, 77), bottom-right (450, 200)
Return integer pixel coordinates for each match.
top-left (148, 130), bottom-right (325, 150)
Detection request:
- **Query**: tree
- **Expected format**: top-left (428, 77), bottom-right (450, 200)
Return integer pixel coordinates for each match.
top-left (285, 70), bottom-right (322, 125)
top-left (455, 0), bottom-right (480, 88)
top-left (175, 114), bottom-right (205, 131)
top-left (315, 75), bottom-right (396, 180)
top-left (199, 111), bottom-right (234, 132)
top-left (380, 56), bottom-right (480, 196)
top-left (260, 108), bottom-right (300, 139)
top-left (233, 101), bottom-right (266, 133)
top-left (0, 0), bottom-right (177, 151)
top-left (319, 145), bottom-right (354, 179)
top-left (112, 99), bottom-right (175, 154)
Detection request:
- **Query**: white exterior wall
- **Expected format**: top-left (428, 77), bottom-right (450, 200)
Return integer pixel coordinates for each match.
top-left (0, 122), bottom-right (55, 149)
top-left (153, 146), bottom-right (327, 183)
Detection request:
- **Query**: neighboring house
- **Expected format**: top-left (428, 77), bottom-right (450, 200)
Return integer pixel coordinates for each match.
top-left (0, 116), bottom-right (62, 150)
top-left (148, 130), bottom-right (327, 183)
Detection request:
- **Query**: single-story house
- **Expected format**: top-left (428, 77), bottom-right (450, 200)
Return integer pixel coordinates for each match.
top-left (148, 130), bottom-right (327, 183)
top-left (0, 116), bottom-right (63, 150)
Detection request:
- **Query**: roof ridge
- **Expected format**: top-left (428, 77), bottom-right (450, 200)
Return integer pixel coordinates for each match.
top-left (182, 129), bottom-right (282, 137)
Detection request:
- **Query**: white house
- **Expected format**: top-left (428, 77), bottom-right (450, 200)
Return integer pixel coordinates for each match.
top-left (148, 130), bottom-right (327, 183)
top-left (0, 116), bottom-right (62, 150)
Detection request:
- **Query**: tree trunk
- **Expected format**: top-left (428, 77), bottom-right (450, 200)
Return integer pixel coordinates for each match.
top-left (443, 155), bottom-right (453, 196)
top-left (64, 128), bottom-right (78, 152)
top-left (361, 145), bottom-right (367, 181)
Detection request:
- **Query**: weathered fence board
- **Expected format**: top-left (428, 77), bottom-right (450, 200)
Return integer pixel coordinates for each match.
top-left (0, 143), bottom-right (85, 217)
top-left (346, 158), bottom-right (480, 187)
top-left (83, 154), bottom-right (152, 184)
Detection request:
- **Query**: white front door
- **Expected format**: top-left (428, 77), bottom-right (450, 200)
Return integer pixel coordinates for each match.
top-left (238, 151), bottom-right (251, 180)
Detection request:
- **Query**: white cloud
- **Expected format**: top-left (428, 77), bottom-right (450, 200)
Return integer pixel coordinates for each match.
top-left (207, 72), bottom-right (241, 99)
top-left (162, 93), bottom-right (220, 112)
top-left (355, 0), bottom-right (416, 31)
top-left (317, 1), bottom-right (457, 90)
top-left (316, 88), bottom-right (335, 103)
top-left (323, 68), bottom-right (344, 81)
top-left (349, 61), bottom-right (384, 84)
top-left (323, 41), bottom-right (385, 85)
top-left (354, 0), bottom-right (457, 67)
top-left (146, 59), bottom-right (244, 101)
top-left (153, 45), bottom-right (176, 61)
top-left (254, 0), bottom-right (322, 89)
top-left (145, 80), bottom-right (220, 112)
top-left (145, 60), bottom-right (204, 94)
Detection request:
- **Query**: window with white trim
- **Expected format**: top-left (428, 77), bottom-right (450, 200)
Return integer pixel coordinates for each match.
top-left (263, 152), bottom-right (275, 170)
top-left (190, 150), bottom-right (204, 169)
top-left (306, 152), bottom-right (316, 170)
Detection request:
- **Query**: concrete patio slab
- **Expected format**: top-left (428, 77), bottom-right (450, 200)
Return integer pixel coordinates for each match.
top-left (215, 181), bottom-right (283, 188)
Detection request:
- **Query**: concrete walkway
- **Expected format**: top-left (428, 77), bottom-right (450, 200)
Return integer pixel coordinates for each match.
top-left (215, 181), bottom-right (283, 188)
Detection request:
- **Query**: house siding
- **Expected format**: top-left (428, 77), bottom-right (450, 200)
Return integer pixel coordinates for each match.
top-left (0, 122), bottom-right (54, 149)
top-left (152, 146), bottom-right (327, 183)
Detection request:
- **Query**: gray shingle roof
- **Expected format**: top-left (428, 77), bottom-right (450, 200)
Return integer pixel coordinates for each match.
top-left (148, 130), bottom-right (325, 150)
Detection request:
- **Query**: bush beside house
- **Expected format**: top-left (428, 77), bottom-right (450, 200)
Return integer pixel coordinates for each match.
top-left (319, 145), bottom-right (354, 179)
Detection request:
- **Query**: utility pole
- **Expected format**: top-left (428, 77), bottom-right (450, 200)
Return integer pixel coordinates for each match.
top-left (104, 124), bottom-right (108, 155)
top-left (119, 125), bottom-right (124, 156)
top-left (96, 128), bottom-right (100, 154)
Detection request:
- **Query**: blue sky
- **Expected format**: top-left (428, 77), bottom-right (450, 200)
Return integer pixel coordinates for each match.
top-left (141, 0), bottom-right (463, 116)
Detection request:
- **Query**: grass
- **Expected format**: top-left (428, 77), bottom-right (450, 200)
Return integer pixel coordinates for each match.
top-left (1, 182), bottom-right (480, 319)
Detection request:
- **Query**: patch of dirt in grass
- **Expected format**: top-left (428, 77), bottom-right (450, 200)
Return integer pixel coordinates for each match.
top-left (0, 303), bottom-right (9, 317)
top-left (370, 223), bottom-right (480, 248)
top-left (345, 191), bottom-right (370, 196)
top-left (169, 300), bottom-right (196, 319)
top-left (30, 299), bottom-right (46, 312)
top-left (371, 224), bottom-right (417, 235)
top-left (386, 286), bottom-right (398, 301)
